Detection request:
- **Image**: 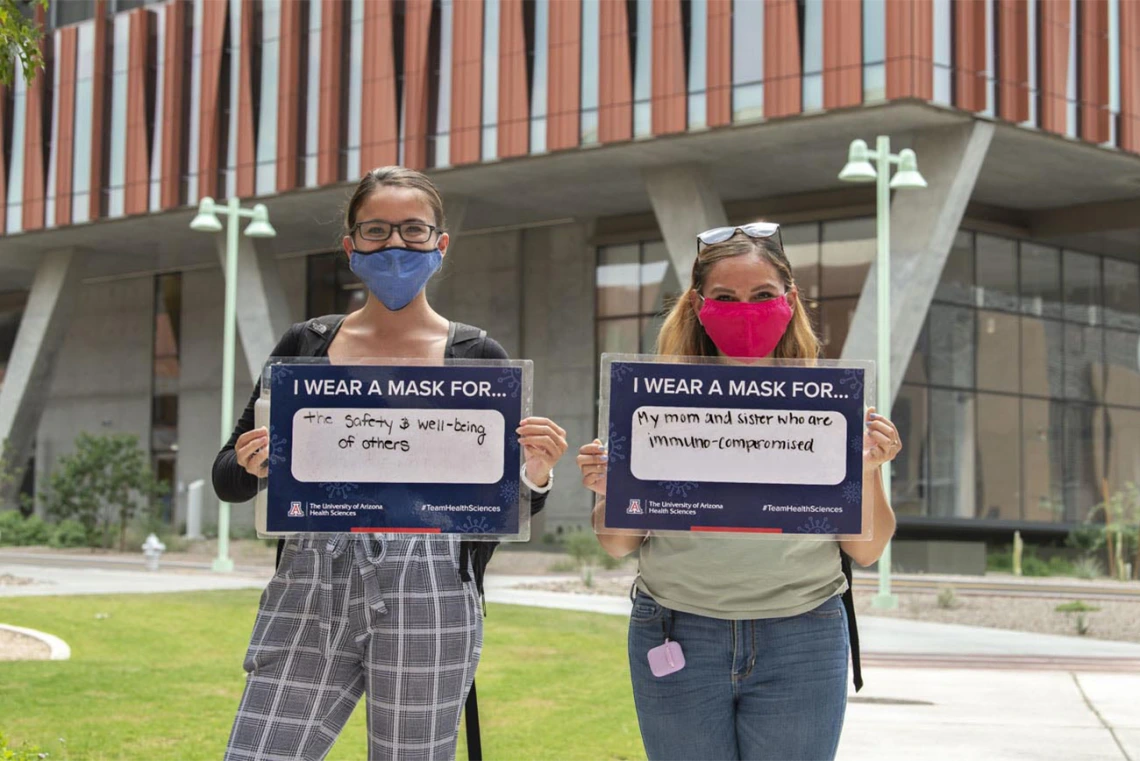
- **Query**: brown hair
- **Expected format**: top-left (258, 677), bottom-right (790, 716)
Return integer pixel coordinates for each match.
top-left (655, 228), bottom-right (820, 360)
top-left (344, 166), bottom-right (446, 233)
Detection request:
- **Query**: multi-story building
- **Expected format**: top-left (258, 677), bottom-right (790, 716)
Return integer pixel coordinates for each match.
top-left (0, 0), bottom-right (1137, 553)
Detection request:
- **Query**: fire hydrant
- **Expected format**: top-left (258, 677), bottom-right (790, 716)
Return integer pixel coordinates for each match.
top-left (142, 533), bottom-right (166, 572)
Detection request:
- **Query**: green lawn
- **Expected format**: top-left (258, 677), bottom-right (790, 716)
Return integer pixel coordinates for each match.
top-left (1, 591), bottom-right (645, 760)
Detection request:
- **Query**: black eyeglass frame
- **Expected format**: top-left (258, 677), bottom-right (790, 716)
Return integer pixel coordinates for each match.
top-left (350, 219), bottom-right (442, 246)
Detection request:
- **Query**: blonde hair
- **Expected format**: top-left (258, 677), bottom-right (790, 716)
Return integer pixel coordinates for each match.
top-left (655, 228), bottom-right (820, 360)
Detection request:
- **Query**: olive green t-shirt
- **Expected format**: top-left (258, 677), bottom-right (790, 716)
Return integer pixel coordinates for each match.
top-left (635, 533), bottom-right (847, 620)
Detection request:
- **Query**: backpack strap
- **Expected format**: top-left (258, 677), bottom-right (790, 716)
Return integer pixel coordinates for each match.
top-left (840, 552), bottom-right (863, 692)
top-left (447, 322), bottom-right (489, 359)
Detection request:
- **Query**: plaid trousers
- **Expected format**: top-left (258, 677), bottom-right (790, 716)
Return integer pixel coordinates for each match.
top-left (224, 535), bottom-right (483, 761)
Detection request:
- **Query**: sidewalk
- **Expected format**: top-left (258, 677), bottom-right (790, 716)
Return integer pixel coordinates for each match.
top-left (3, 559), bottom-right (1137, 760)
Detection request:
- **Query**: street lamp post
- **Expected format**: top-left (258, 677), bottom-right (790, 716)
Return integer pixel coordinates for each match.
top-left (839, 136), bottom-right (926, 610)
top-left (190, 197), bottom-right (277, 573)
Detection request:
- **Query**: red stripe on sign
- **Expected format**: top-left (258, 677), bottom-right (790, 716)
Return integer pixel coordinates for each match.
top-left (691, 527), bottom-right (784, 534)
top-left (350, 527), bottom-right (443, 534)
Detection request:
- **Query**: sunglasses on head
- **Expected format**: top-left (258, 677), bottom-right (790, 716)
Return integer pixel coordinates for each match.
top-left (696, 222), bottom-right (783, 252)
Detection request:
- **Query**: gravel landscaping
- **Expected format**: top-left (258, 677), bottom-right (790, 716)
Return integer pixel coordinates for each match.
top-left (516, 575), bottom-right (1140, 644)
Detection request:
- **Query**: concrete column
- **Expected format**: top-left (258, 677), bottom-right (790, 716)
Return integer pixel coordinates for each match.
top-left (643, 165), bottom-right (728, 280)
top-left (0, 249), bottom-right (83, 504)
top-left (841, 122), bottom-right (995, 402)
top-left (216, 236), bottom-right (294, 383)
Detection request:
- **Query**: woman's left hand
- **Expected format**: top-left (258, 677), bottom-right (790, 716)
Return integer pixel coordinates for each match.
top-left (518, 417), bottom-right (569, 488)
top-left (863, 407), bottom-right (902, 472)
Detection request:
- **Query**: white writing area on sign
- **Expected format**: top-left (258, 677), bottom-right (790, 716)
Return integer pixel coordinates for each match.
top-left (629, 406), bottom-right (848, 485)
top-left (290, 408), bottom-right (506, 484)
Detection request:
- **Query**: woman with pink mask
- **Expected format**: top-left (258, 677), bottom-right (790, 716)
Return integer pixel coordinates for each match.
top-left (576, 223), bottom-right (902, 761)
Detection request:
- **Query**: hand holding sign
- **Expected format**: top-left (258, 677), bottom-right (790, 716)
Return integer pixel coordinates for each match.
top-left (862, 407), bottom-right (902, 472)
top-left (577, 439), bottom-right (609, 496)
top-left (236, 427), bottom-right (270, 477)
top-left (518, 417), bottom-right (568, 488)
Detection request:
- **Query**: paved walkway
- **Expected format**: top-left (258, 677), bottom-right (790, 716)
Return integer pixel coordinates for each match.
top-left (4, 559), bottom-right (1138, 760)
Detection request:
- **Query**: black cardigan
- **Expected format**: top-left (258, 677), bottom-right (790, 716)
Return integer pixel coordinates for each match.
top-left (211, 315), bottom-right (547, 595)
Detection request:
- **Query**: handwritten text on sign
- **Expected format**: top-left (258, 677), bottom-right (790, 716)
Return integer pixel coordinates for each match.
top-left (290, 407), bottom-right (506, 484)
top-left (629, 406), bottom-right (847, 485)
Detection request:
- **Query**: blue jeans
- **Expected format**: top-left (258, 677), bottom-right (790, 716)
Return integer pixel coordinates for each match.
top-left (628, 592), bottom-right (849, 761)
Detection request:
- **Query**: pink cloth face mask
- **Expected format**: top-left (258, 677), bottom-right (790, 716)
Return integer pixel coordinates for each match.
top-left (698, 296), bottom-right (794, 359)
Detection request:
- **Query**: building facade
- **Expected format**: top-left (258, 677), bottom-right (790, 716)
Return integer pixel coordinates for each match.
top-left (0, 0), bottom-right (1138, 544)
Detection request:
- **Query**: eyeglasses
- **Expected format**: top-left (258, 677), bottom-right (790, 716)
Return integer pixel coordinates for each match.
top-left (352, 219), bottom-right (440, 244)
top-left (696, 222), bottom-right (783, 252)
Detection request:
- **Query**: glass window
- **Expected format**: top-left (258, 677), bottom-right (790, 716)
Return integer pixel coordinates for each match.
top-left (1062, 251), bottom-right (1102, 324)
top-left (1063, 323), bottom-right (1104, 402)
top-left (483, 0), bottom-right (502, 156)
top-left (149, 4), bottom-right (167, 210)
top-left (1109, 0), bottom-right (1122, 144)
top-left (929, 304), bottom-right (974, 388)
top-left (345, 0), bottom-right (364, 177)
top-left (597, 245), bottom-right (641, 317)
top-left (1020, 242), bottom-right (1063, 319)
top-left (891, 384), bottom-right (928, 517)
top-left (57, 0), bottom-right (96, 27)
top-left (862, 0), bottom-right (886, 101)
top-left (579, 0), bottom-right (599, 145)
top-left (1063, 403), bottom-right (1103, 522)
top-left (1022, 398), bottom-right (1066, 522)
top-left (257, 0), bottom-right (281, 194)
top-left (632, 0), bottom-right (652, 137)
top-left (0, 292), bottom-right (27, 386)
top-left (187, 0), bottom-right (203, 202)
top-left (72, 21), bottom-right (95, 222)
top-left (932, 0), bottom-right (952, 103)
top-left (1105, 406), bottom-right (1140, 495)
top-left (928, 389), bottom-right (976, 519)
top-left (976, 310), bottom-right (1018, 394)
top-left (307, 253), bottom-right (367, 317)
top-left (1104, 329), bottom-right (1140, 408)
top-left (6, 75), bottom-right (26, 233)
top-left (434, 0), bottom-right (454, 166)
top-left (976, 393), bottom-right (1020, 521)
top-left (731, 0), bottom-right (763, 121)
top-left (1103, 258), bottom-right (1140, 330)
top-left (598, 318), bottom-right (640, 355)
top-left (935, 230), bottom-right (975, 305)
top-left (530, 0), bottom-right (549, 154)
top-left (108, 15), bottom-right (131, 216)
top-left (802, 0), bottom-right (824, 111)
top-left (819, 298), bottom-right (857, 360)
top-left (820, 218), bottom-right (874, 298)
top-left (1021, 315), bottom-right (1065, 398)
top-left (304, 0), bottom-right (322, 184)
top-left (783, 223), bottom-right (820, 301)
top-left (639, 241), bottom-right (679, 315)
top-left (596, 241), bottom-right (683, 359)
top-left (976, 234), bottom-right (1018, 311)
top-left (687, 0), bottom-right (707, 130)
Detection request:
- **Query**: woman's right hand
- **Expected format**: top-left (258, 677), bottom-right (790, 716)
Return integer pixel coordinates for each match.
top-left (235, 427), bottom-right (270, 477)
top-left (577, 439), bottom-right (609, 496)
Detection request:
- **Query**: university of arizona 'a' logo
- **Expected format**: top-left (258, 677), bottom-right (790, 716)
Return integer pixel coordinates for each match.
top-left (288, 502), bottom-right (305, 517)
top-left (627, 499), bottom-right (643, 515)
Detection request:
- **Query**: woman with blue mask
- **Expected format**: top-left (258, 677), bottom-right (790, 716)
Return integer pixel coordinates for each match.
top-left (213, 166), bottom-right (569, 761)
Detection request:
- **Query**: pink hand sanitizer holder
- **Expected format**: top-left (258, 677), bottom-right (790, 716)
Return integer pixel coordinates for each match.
top-left (647, 639), bottom-right (686, 677)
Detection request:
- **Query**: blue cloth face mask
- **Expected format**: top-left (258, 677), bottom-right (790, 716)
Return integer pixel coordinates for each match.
top-left (349, 247), bottom-right (443, 311)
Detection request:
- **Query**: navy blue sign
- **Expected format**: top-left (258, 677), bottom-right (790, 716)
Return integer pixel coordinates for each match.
top-left (266, 362), bottom-right (526, 535)
top-left (603, 359), bottom-right (867, 535)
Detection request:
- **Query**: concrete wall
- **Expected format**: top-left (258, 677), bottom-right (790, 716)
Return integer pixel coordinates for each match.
top-left (176, 268), bottom-right (254, 530)
top-left (34, 277), bottom-right (154, 514)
